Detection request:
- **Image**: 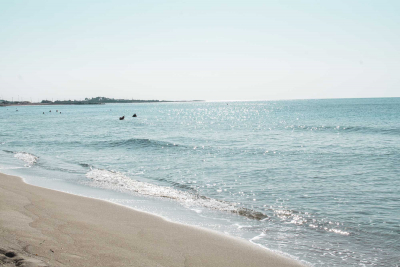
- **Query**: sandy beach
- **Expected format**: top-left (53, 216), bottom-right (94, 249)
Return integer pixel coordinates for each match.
top-left (0, 172), bottom-right (304, 267)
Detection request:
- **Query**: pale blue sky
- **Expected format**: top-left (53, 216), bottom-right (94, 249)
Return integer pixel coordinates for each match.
top-left (1, 0), bottom-right (399, 101)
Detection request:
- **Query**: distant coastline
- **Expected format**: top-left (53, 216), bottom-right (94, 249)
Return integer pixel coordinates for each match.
top-left (0, 96), bottom-right (204, 106)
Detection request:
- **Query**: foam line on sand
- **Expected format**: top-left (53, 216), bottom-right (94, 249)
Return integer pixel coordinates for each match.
top-left (0, 172), bottom-right (305, 267)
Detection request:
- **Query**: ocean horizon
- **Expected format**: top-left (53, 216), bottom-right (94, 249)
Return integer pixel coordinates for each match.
top-left (1, 97), bottom-right (399, 266)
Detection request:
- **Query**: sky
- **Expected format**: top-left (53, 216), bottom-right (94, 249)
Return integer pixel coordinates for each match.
top-left (0, 0), bottom-right (399, 101)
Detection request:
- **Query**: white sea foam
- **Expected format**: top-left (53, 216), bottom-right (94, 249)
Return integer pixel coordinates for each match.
top-left (234, 223), bottom-right (253, 229)
top-left (14, 152), bottom-right (38, 167)
top-left (250, 232), bottom-right (266, 241)
top-left (0, 166), bottom-right (25, 170)
top-left (86, 168), bottom-right (241, 214)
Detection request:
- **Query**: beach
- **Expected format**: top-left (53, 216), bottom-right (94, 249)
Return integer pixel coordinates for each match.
top-left (0, 172), bottom-right (304, 267)
top-left (1, 100), bottom-right (399, 265)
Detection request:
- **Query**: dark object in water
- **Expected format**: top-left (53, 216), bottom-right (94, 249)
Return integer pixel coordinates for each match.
top-left (119, 116), bottom-right (125, 120)
top-left (132, 113), bottom-right (137, 117)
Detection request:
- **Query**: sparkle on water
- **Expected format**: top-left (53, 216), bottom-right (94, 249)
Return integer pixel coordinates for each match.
top-left (0, 98), bottom-right (399, 266)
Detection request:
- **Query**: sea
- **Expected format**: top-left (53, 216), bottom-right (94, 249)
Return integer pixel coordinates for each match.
top-left (0, 98), bottom-right (399, 266)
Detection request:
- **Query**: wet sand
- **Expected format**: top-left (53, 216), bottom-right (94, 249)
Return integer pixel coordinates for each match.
top-left (0, 172), bottom-right (304, 267)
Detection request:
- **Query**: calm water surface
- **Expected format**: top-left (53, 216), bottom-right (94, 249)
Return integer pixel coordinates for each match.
top-left (1, 98), bottom-right (399, 266)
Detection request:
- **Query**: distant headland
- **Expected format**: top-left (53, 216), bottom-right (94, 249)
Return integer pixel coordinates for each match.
top-left (0, 97), bottom-right (203, 106)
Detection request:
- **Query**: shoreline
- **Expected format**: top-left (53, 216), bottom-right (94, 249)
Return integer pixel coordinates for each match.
top-left (0, 172), bottom-right (305, 267)
top-left (0, 100), bottom-right (204, 107)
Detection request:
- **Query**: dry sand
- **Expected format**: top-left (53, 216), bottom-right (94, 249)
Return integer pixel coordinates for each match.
top-left (0, 172), bottom-right (305, 267)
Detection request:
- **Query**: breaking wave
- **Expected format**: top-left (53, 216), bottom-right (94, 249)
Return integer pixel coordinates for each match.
top-left (14, 152), bottom-right (38, 167)
top-left (86, 168), bottom-right (267, 220)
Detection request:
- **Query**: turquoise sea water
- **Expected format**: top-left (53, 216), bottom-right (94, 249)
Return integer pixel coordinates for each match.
top-left (0, 98), bottom-right (399, 266)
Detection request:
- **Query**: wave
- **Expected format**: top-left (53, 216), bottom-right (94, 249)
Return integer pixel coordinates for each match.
top-left (107, 138), bottom-right (182, 149)
top-left (56, 138), bottom-right (186, 151)
top-left (12, 138), bottom-right (186, 151)
top-left (79, 163), bottom-right (92, 168)
top-left (85, 168), bottom-right (267, 220)
top-left (285, 125), bottom-right (400, 135)
top-left (13, 152), bottom-right (38, 167)
top-left (3, 150), bottom-right (39, 167)
top-left (84, 168), bottom-right (349, 232)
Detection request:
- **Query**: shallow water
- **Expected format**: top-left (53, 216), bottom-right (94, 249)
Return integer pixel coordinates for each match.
top-left (1, 98), bottom-right (399, 266)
